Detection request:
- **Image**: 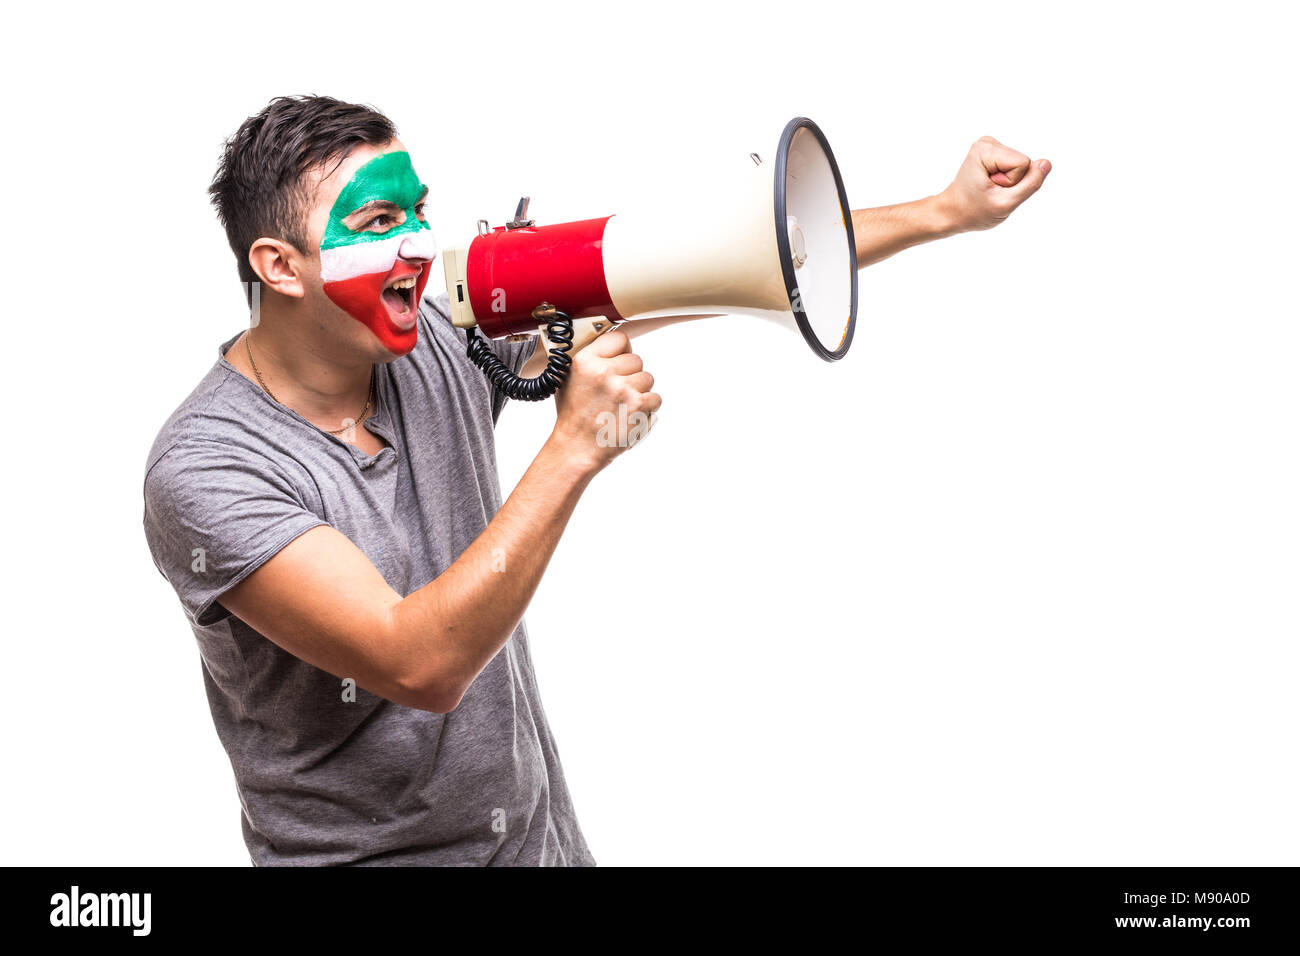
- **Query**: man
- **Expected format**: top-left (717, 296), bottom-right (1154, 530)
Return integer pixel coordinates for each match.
top-left (143, 96), bottom-right (1049, 866)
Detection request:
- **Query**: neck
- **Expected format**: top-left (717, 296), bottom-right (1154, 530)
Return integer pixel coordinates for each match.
top-left (235, 300), bottom-right (374, 430)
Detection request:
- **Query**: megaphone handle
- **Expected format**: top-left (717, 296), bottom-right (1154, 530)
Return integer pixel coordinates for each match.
top-left (540, 316), bottom-right (619, 356)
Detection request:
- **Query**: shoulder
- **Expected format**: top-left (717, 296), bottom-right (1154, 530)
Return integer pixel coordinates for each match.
top-left (146, 355), bottom-right (260, 472)
top-left (143, 356), bottom-right (316, 515)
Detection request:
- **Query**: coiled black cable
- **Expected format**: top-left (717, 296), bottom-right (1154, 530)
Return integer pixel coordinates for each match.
top-left (464, 307), bottom-right (575, 402)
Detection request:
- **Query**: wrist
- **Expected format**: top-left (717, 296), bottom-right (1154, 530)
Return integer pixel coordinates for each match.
top-left (542, 426), bottom-right (604, 483)
top-left (926, 188), bottom-right (967, 238)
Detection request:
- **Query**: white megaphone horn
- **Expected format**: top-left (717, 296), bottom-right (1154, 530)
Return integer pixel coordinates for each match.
top-left (441, 117), bottom-right (858, 399)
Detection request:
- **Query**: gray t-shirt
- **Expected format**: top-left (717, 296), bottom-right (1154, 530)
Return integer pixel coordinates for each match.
top-left (142, 292), bottom-right (595, 866)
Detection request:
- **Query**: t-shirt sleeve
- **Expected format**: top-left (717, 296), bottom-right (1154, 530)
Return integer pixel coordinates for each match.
top-left (143, 440), bottom-right (328, 628)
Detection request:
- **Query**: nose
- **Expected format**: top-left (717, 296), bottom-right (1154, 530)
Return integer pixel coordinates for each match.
top-left (399, 229), bottom-right (437, 262)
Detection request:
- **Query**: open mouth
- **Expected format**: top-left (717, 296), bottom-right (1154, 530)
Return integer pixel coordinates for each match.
top-left (381, 271), bottom-right (421, 329)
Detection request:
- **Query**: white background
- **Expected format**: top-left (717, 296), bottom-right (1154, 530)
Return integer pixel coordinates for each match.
top-left (1, 0), bottom-right (1296, 866)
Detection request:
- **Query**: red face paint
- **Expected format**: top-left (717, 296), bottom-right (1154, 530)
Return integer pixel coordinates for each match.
top-left (322, 258), bottom-right (434, 355)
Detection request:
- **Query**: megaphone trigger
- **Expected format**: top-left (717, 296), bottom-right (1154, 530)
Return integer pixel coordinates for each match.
top-left (541, 316), bottom-right (619, 357)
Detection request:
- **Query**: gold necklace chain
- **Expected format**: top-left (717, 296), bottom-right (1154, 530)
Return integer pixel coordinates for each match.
top-left (244, 331), bottom-right (374, 436)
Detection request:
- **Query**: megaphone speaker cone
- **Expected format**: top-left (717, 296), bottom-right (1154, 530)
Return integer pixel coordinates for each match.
top-left (775, 117), bottom-right (858, 361)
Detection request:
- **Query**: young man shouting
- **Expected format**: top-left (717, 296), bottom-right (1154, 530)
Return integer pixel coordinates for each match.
top-left (143, 96), bottom-right (1048, 866)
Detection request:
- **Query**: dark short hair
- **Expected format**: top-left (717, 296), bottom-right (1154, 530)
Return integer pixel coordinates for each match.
top-left (209, 95), bottom-right (397, 292)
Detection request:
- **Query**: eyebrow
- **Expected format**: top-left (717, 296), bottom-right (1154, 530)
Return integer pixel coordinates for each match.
top-left (345, 199), bottom-right (403, 219)
top-left (343, 186), bottom-right (428, 223)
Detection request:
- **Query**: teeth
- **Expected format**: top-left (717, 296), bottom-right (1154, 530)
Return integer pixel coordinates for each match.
top-left (390, 277), bottom-right (416, 290)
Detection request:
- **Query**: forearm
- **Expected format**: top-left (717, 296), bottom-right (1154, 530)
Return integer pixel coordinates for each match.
top-left (389, 433), bottom-right (595, 710)
top-left (851, 194), bottom-right (959, 269)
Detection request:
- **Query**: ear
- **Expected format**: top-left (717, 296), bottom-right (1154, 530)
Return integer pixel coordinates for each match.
top-left (248, 238), bottom-right (308, 299)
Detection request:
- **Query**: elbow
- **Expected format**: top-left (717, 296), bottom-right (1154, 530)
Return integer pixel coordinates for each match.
top-left (392, 668), bottom-right (467, 715)
top-left (421, 686), bottom-right (466, 715)
top-left (382, 603), bottom-right (496, 714)
top-left (382, 603), bottom-right (469, 714)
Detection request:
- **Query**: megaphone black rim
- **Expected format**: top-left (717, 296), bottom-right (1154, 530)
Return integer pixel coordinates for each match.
top-left (773, 116), bottom-right (858, 362)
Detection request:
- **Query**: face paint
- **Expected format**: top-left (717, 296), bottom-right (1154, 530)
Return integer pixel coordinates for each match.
top-left (319, 151), bottom-right (437, 355)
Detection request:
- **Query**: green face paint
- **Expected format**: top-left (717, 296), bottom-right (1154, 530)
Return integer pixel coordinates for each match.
top-left (321, 150), bottom-right (430, 250)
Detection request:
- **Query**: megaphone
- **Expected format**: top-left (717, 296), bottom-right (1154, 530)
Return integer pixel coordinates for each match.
top-left (442, 116), bottom-right (857, 399)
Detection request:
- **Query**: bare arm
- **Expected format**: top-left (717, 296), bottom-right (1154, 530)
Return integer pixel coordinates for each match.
top-left (853, 136), bottom-right (1052, 268)
top-left (221, 329), bottom-right (660, 714)
top-left (851, 197), bottom-right (956, 268)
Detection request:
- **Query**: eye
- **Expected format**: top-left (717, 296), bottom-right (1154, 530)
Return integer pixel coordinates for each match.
top-left (414, 202), bottom-right (427, 220)
top-left (366, 214), bottom-right (394, 231)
